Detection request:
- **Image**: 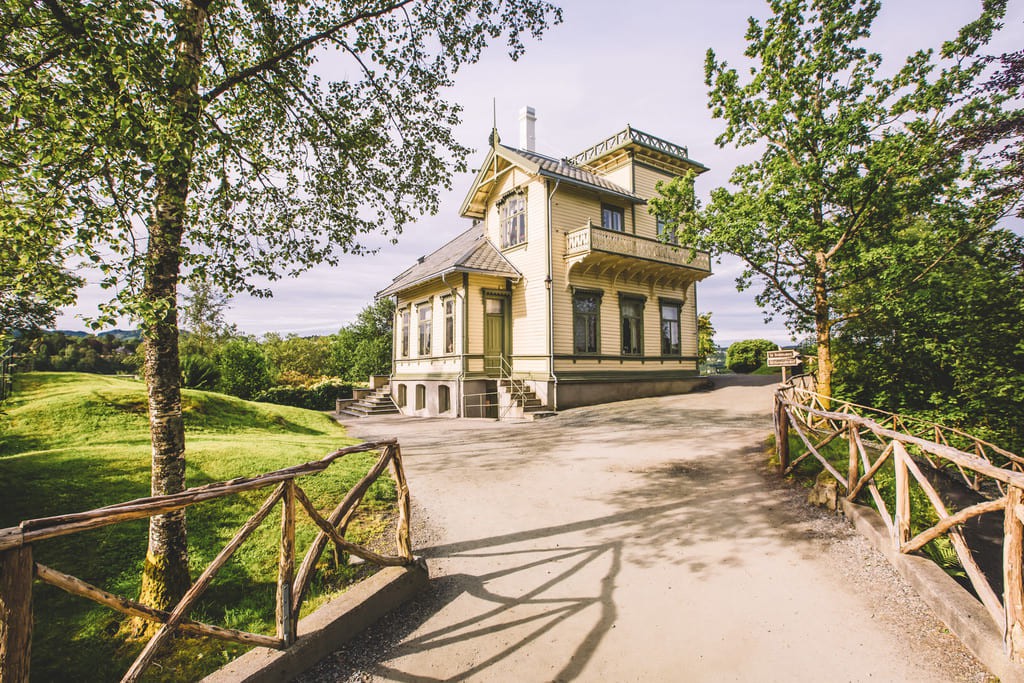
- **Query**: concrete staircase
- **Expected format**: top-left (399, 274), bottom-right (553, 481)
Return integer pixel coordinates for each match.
top-left (339, 384), bottom-right (399, 418)
top-left (497, 379), bottom-right (549, 419)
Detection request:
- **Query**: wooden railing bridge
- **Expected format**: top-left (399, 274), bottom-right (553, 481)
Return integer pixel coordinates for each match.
top-left (775, 377), bottom-right (1024, 663)
top-left (0, 439), bottom-right (413, 682)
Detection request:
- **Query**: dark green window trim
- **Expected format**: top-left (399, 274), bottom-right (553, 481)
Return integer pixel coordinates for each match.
top-left (619, 293), bottom-right (645, 356)
top-left (572, 288), bottom-right (603, 354)
top-left (659, 298), bottom-right (683, 356)
top-left (601, 203), bottom-right (625, 232)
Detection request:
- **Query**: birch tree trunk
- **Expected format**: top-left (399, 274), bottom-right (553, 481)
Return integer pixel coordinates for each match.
top-left (135, 0), bottom-right (207, 625)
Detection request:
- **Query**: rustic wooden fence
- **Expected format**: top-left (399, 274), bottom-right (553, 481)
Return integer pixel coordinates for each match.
top-left (775, 378), bottom-right (1024, 663)
top-left (0, 438), bottom-right (413, 682)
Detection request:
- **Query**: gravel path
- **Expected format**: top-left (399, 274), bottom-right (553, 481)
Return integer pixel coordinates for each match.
top-left (300, 375), bottom-right (993, 682)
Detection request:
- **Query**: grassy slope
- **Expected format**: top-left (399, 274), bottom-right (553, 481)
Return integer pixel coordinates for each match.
top-left (0, 372), bottom-right (395, 681)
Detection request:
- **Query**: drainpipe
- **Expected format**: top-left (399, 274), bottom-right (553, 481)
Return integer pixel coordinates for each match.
top-left (547, 178), bottom-right (560, 411)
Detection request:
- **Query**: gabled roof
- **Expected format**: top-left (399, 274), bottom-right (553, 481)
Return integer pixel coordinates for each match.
top-left (459, 141), bottom-right (642, 219)
top-left (377, 223), bottom-right (521, 298)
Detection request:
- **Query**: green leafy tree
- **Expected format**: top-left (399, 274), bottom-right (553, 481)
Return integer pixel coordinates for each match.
top-left (333, 298), bottom-right (395, 383)
top-left (217, 339), bottom-right (271, 400)
top-left (697, 312), bottom-right (716, 366)
top-left (0, 228), bottom-right (81, 332)
top-left (1, 0), bottom-right (561, 611)
top-left (650, 0), bottom-right (1013, 402)
top-left (263, 333), bottom-right (337, 384)
top-left (726, 338), bottom-right (777, 374)
top-left (834, 228), bottom-right (1024, 452)
top-left (179, 275), bottom-right (235, 356)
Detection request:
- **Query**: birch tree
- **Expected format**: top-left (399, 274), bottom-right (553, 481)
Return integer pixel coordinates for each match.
top-left (1, 0), bottom-right (561, 615)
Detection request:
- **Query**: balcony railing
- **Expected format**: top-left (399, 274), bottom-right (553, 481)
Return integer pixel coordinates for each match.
top-left (564, 222), bottom-right (711, 273)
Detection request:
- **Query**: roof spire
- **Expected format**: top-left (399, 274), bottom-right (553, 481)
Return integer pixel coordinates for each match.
top-left (488, 97), bottom-right (500, 148)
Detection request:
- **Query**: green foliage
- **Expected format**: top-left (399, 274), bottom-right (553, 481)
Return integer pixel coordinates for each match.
top-left (216, 339), bottom-right (271, 400)
top-left (180, 353), bottom-right (219, 391)
top-left (834, 228), bottom-right (1024, 453)
top-left (697, 312), bottom-right (716, 366)
top-left (649, 0), bottom-right (1014, 396)
top-left (726, 339), bottom-right (777, 374)
top-left (10, 331), bottom-right (141, 374)
top-left (333, 298), bottom-right (395, 383)
top-left (254, 379), bottom-right (352, 411)
top-left (0, 372), bottom-right (394, 681)
top-left (0, 0), bottom-right (563, 325)
top-left (263, 333), bottom-right (338, 384)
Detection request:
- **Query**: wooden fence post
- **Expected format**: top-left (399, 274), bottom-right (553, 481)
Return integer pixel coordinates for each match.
top-left (1004, 486), bottom-right (1024, 662)
top-left (776, 400), bottom-right (790, 474)
top-left (893, 441), bottom-right (911, 547)
top-left (0, 546), bottom-right (32, 683)
top-left (848, 423), bottom-right (859, 495)
top-left (276, 481), bottom-right (296, 647)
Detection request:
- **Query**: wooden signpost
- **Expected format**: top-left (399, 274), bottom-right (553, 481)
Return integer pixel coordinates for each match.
top-left (766, 349), bottom-right (801, 382)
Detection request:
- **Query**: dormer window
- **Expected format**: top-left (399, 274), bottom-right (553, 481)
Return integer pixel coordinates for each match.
top-left (500, 192), bottom-right (527, 248)
top-left (602, 204), bottom-right (624, 232)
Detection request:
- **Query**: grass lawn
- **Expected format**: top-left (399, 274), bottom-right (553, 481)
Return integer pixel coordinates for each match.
top-left (0, 372), bottom-right (396, 681)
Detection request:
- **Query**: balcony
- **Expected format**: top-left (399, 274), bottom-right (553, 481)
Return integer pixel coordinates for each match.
top-left (564, 222), bottom-right (711, 288)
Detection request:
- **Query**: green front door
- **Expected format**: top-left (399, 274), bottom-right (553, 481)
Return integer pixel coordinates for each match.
top-left (483, 296), bottom-right (505, 377)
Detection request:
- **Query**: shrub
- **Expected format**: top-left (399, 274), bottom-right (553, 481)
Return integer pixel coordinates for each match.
top-left (254, 378), bottom-right (352, 410)
top-left (217, 339), bottom-right (271, 399)
top-left (181, 354), bottom-right (220, 390)
top-left (726, 339), bottom-right (778, 374)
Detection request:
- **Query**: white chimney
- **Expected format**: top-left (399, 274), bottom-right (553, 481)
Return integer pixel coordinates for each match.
top-left (519, 105), bottom-right (536, 152)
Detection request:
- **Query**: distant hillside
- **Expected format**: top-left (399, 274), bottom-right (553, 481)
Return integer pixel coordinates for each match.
top-left (52, 328), bottom-right (141, 340)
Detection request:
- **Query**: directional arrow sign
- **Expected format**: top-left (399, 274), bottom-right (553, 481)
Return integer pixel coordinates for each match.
top-left (766, 349), bottom-right (801, 367)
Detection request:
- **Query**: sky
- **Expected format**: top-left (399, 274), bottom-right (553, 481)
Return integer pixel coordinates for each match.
top-left (55, 0), bottom-right (1024, 346)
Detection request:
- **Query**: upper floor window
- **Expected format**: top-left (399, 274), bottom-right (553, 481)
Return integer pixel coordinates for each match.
top-left (573, 289), bottom-right (602, 354)
top-left (602, 204), bottom-right (624, 232)
top-left (657, 217), bottom-right (678, 245)
top-left (620, 295), bottom-right (645, 356)
top-left (443, 297), bottom-right (455, 354)
top-left (418, 303), bottom-right (432, 356)
top-left (399, 308), bottom-right (410, 357)
top-left (660, 300), bottom-right (682, 356)
top-left (500, 192), bottom-right (527, 248)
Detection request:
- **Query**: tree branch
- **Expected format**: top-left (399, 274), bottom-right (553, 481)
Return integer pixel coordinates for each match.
top-left (202, 0), bottom-right (417, 103)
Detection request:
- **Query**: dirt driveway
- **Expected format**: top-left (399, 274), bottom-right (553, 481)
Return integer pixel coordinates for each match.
top-left (302, 375), bottom-right (989, 682)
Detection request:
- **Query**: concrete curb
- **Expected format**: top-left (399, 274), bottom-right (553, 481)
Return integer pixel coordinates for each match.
top-left (203, 560), bottom-right (429, 683)
top-left (841, 499), bottom-right (1024, 683)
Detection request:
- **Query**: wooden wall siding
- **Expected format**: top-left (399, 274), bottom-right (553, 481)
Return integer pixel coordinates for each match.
top-left (553, 358), bottom-right (698, 373)
top-left (465, 273), bottom-right (509, 356)
top-left (393, 280), bottom-right (465, 363)
top-left (501, 180), bottom-right (550, 356)
top-left (633, 164), bottom-right (675, 240)
top-left (599, 162), bottom-right (632, 195)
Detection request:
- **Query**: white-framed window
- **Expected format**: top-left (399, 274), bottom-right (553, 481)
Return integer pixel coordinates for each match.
top-left (417, 303), bottom-right (432, 356)
top-left (500, 192), bottom-right (527, 248)
top-left (443, 297), bottom-right (455, 354)
top-left (399, 307), bottom-right (410, 357)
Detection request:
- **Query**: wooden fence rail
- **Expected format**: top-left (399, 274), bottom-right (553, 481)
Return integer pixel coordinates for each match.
top-left (0, 439), bottom-right (414, 683)
top-left (775, 379), bottom-right (1024, 663)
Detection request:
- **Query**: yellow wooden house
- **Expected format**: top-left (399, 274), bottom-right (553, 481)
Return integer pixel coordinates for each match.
top-left (377, 108), bottom-right (711, 418)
